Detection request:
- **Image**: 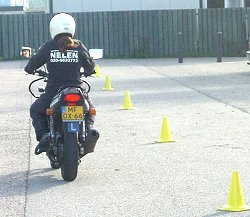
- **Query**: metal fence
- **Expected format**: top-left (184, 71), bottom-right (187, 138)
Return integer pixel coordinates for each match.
top-left (0, 8), bottom-right (249, 60)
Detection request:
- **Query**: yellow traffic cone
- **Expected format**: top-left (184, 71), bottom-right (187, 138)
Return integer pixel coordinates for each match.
top-left (103, 75), bottom-right (114, 91)
top-left (156, 116), bottom-right (175, 143)
top-left (95, 64), bottom-right (101, 78)
top-left (119, 90), bottom-right (135, 110)
top-left (218, 171), bottom-right (250, 212)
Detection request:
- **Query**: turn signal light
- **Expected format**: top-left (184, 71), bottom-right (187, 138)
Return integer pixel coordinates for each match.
top-left (46, 108), bottom-right (54, 116)
top-left (89, 108), bottom-right (96, 115)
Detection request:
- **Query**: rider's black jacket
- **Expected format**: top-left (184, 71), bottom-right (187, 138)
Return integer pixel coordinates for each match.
top-left (24, 38), bottom-right (95, 94)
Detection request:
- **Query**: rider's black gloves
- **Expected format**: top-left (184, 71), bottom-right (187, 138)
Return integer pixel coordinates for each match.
top-left (35, 70), bottom-right (47, 77)
top-left (83, 70), bottom-right (96, 77)
top-left (24, 67), bottom-right (35, 75)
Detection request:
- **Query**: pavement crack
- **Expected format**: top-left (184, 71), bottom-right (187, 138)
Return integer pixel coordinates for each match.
top-left (24, 95), bottom-right (32, 217)
top-left (144, 65), bottom-right (250, 115)
top-left (169, 75), bottom-right (250, 114)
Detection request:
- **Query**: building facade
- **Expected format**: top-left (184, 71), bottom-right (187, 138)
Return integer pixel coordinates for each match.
top-left (51, 0), bottom-right (248, 13)
top-left (1, 0), bottom-right (248, 14)
top-left (0, 0), bottom-right (28, 14)
top-left (0, 0), bottom-right (28, 7)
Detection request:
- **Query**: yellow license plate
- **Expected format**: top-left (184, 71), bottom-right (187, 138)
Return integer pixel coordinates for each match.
top-left (62, 106), bottom-right (84, 121)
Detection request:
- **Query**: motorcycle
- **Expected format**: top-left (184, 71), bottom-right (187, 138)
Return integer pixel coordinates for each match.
top-left (21, 46), bottom-right (103, 182)
top-left (28, 68), bottom-right (99, 181)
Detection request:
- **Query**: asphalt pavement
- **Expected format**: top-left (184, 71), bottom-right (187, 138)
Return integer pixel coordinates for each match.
top-left (1, 57), bottom-right (250, 216)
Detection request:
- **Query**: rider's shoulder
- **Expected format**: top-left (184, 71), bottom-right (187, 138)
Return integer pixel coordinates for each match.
top-left (37, 40), bottom-right (53, 51)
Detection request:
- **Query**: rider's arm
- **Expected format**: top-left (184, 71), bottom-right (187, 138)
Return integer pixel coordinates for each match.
top-left (78, 42), bottom-right (96, 76)
top-left (24, 43), bottom-right (49, 74)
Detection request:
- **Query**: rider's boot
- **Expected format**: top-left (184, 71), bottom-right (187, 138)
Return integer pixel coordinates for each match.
top-left (35, 133), bottom-right (50, 155)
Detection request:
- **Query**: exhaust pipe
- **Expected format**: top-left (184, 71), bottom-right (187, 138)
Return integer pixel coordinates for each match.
top-left (83, 129), bottom-right (99, 156)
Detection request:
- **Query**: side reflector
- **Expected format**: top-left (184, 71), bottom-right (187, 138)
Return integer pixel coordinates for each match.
top-left (89, 108), bottom-right (96, 115)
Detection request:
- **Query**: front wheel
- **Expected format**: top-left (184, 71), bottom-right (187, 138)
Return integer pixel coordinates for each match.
top-left (61, 131), bottom-right (79, 181)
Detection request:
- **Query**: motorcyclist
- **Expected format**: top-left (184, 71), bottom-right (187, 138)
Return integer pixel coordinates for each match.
top-left (24, 13), bottom-right (97, 154)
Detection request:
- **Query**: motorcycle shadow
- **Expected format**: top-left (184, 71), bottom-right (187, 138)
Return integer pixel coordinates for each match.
top-left (0, 168), bottom-right (66, 197)
top-left (0, 170), bottom-right (28, 198)
top-left (27, 168), bottom-right (67, 194)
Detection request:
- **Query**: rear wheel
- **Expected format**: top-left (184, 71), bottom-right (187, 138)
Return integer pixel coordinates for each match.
top-left (61, 131), bottom-right (79, 181)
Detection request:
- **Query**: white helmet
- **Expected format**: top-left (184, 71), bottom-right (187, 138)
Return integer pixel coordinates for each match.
top-left (49, 13), bottom-right (76, 39)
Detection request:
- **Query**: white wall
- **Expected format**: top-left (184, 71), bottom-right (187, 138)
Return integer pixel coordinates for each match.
top-left (83, 0), bottom-right (111, 11)
top-left (112, 0), bottom-right (141, 11)
top-left (52, 0), bottom-right (246, 13)
top-left (169, 0), bottom-right (199, 9)
top-left (225, 0), bottom-right (244, 8)
top-left (53, 0), bottom-right (82, 13)
top-left (52, 0), bottom-right (200, 13)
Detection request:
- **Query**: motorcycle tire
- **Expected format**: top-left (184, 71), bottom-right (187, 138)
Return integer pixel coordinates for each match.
top-left (61, 131), bottom-right (79, 181)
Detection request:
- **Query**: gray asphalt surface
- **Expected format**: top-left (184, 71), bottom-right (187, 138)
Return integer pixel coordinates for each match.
top-left (1, 58), bottom-right (250, 217)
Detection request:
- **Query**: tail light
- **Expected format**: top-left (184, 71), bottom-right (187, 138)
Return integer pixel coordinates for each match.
top-left (64, 94), bottom-right (81, 103)
top-left (64, 94), bottom-right (81, 106)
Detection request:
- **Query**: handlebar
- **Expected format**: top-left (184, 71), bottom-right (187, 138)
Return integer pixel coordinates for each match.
top-left (31, 70), bottom-right (95, 78)
top-left (28, 71), bottom-right (91, 98)
top-left (80, 70), bottom-right (96, 78)
top-left (27, 69), bottom-right (48, 77)
top-left (33, 70), bottom-right (48, 77)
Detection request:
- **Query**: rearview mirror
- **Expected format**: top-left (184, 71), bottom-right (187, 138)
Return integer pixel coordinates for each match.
top-left (89, 49), bottom-right (103, 60)
top-left (20, 46), bottom-right (32, 58)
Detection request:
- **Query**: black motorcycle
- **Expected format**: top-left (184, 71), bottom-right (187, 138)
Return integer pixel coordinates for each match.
top-left (28, 70), bottom-right (99, 181)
